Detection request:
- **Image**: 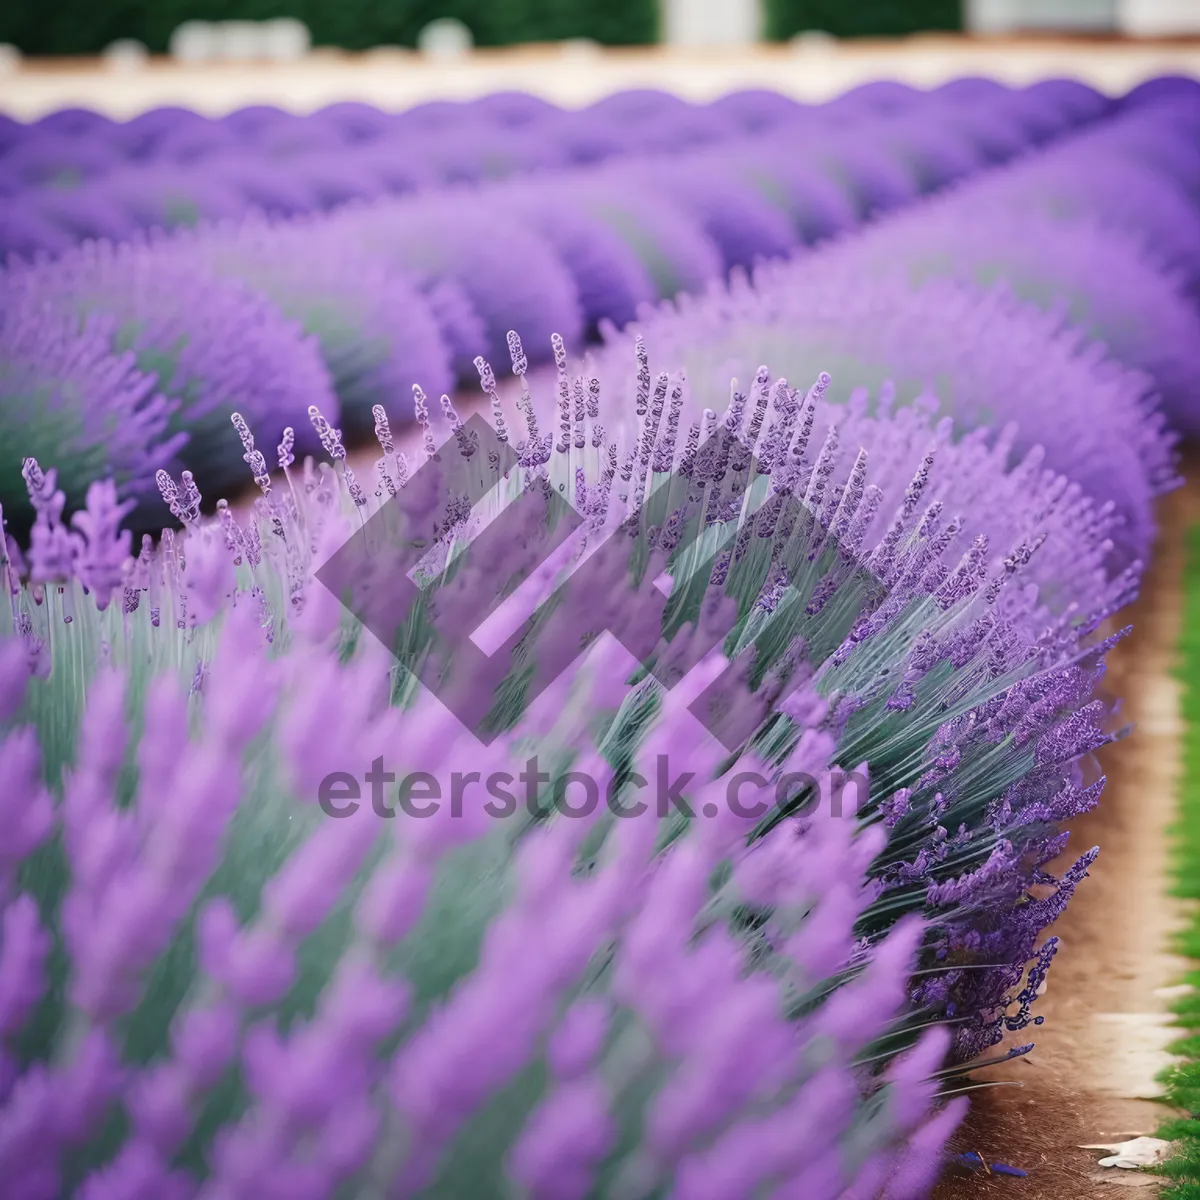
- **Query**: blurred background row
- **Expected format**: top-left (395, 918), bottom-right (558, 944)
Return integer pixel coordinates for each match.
top-left (2, 0), bottom-right (1199, 65)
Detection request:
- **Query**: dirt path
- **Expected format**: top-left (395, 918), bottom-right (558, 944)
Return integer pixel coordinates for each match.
top-left (937, 469), bottom-right (1200, 1198)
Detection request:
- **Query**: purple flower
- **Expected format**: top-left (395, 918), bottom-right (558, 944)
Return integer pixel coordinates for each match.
top-left (0, 726), bottom-right (55, 876)
top-left (0, 894), bottom-right (52, 1040)
top-left (71, 480), bottom-right (134, 610)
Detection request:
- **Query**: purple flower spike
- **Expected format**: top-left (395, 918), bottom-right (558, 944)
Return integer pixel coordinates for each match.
top-left (880, 1097), bottom-right (971, 1200)
top-left (0, 895), bottom-right (52, 1039)
top-left (71, 480), bottom-right (134, 611)
top-left (0, 727), bottom-right (55, 876)
top-left (184, 527), bottom-right (236, 627)
top-left (75, 1141), bottom-right (195, 1200)
top-left (507, 1076), bottom-right (616, 1200)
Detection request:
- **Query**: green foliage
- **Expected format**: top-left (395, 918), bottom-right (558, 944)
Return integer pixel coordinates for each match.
top-left (763, 0), bottom-right (960, 40)
top-left (0, 0), bottom-right (969, 55)
top-left (1173, 525), bottom-right (1200, 901)
top-left (0, 0), bottom-right (657, 57)
top-left (1156, 525), bottom-right (1200, 1196)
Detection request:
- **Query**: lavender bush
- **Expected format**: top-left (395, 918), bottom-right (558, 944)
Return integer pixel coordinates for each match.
top-left (1, 237), bottom-right (337, 514)
top-left (493, 179), bottom-right (680, 333)
top-left (979, 105), bottom-right (1200, 287)
top-left (600, 265), bottom-right (1175, 567)
top-left (25, 107), bottom-right (117, 142)
top-left (14, 187), bottom-right (137, 248)
top-left (115, 108), bottom-right (240, 165)
top-left (338, 194), bottom-right (585, 369)
top-left (0, 131), bottom-right (117, 195)
top-left (1, 82), bottom-right (1106, 259)
top-left (837, 197), bottom-right (1200, 439)
top-left (95, 164), bottom-right (246, 234)
top-left (0, 307), bottom-right (181, 527)
top-left (0, 316), bottom-right (1128, 1194)
top-left (702, 142), bottom-right (860, 243)
top-left (0, 75), bottom-right (1157, 541)
top-left (179, 215), bottom-right (455, 438)
top-left (612, 155), bottom-right (812, 273)
top-left (0, 201), bottom-right (73, 260)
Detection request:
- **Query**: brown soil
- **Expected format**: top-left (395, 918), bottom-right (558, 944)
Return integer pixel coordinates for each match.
top-left (936, 471), bottom-right (1200, 1199)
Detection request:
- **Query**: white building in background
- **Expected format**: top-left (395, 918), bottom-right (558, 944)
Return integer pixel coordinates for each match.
top-left (966, 0), bottom-right (1200, 34)
top-left (168, 17), bottom-right (311, 63)
top-left (416, 18), bottom-right (473, 58)
top-left (662, 0), bottom-right (762, 46)
top-left (102, 38), bottom-right (150, 71)
top-left (1118, 0), bottom-right (1200, 35)
top-left (964, 0), bottom-right (1117, 33)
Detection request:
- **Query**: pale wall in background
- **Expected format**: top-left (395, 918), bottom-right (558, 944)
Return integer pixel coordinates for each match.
top-left (662, 0), bottom-right (762, 44)
top-left (1119, 0), bottom-right (1200, 35)
top-left (965, 0), bottom-right (1117, 32)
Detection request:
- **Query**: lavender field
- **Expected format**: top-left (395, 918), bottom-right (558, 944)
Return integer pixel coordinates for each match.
top-left (3, 64), bottom-right (1200, 1199)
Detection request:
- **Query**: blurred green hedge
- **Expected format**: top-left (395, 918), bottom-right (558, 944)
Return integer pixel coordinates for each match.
top-left (0, 0), bottom-right (658, 56)
top-left (0, 0), bottom-right (963, 60)
top-left (764, 0), bottom-right (960, 38)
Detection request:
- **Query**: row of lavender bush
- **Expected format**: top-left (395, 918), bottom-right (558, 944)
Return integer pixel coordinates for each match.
top-left (0, 77), bottom-right (1197, 1198)
top-left (0, 337), bottom-right (1126, 1199)
top-left (603, 83), bottom-right (1200, 568)
top-left (0, 80), bottom-right (1109, 528)
top-left (1, 81), bottom-right (1105, 259)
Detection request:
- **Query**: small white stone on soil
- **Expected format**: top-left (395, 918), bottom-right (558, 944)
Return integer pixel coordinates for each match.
top-left (1154, 982), bottom-right (1195, 999)
top-left (1081, 1136), bottom-right (1177, 1169)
